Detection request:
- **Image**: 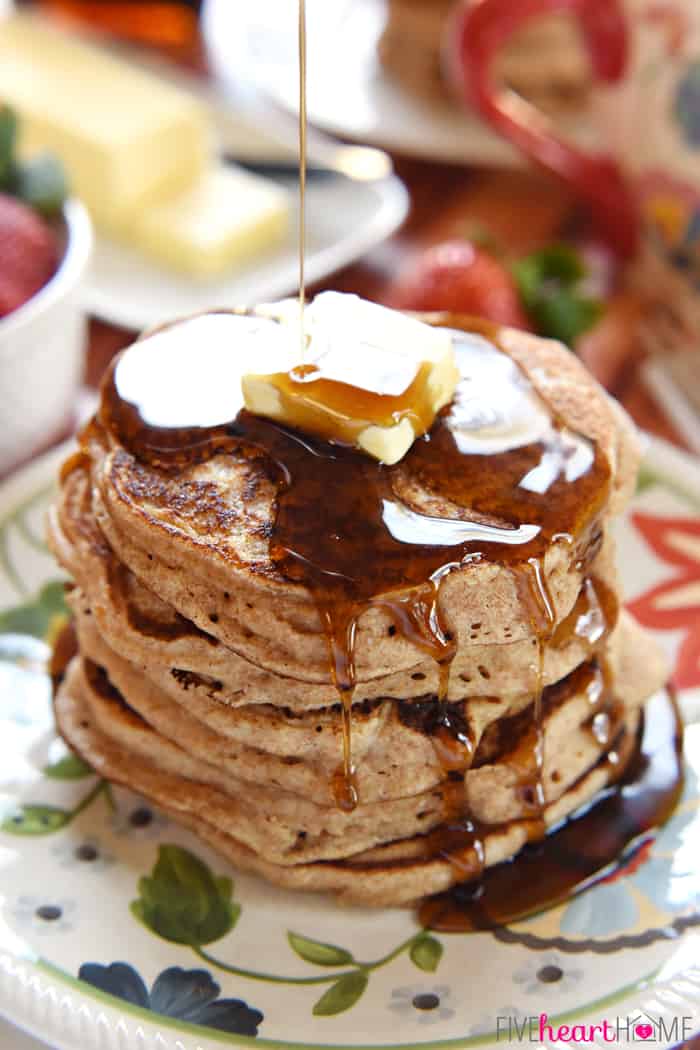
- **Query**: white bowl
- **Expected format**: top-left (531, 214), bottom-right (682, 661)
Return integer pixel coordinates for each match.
top-left (0, 198), bottom-right (92, 476)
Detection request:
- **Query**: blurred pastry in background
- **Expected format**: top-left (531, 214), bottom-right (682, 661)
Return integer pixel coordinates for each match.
top-left (379, 0), bottom-right (591, 115)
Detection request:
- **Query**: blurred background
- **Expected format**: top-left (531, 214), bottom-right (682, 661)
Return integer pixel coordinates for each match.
top-left (0, 0), bottom-right (698, 479)
top-left (0, 5), bottom-right (699, 1048)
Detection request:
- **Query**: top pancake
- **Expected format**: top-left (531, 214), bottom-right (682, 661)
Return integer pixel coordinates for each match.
top-left (79, 313), bottom-right (640, 684)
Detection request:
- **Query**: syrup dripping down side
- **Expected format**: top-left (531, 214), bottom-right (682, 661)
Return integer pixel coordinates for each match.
top-left (96, 314), bottom-right (612, 825)
top-left (418, 686), bottom-right (684, 932)
top-left (423, 557), bottom-right (556, 887)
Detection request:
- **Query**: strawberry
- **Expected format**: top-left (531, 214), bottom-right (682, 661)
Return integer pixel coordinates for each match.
top-left (0, 192), bottom-right (59, 318)
top-left (388, 239), bottom-right (529, 329)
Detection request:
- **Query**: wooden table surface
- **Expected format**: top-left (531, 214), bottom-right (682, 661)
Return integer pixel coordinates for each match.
top-left (81, 160), bottom-right (688, 454)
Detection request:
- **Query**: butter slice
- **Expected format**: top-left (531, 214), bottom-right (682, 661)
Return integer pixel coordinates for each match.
top-left (243, 293), bottom-right (460, 464)
top-left (0, 13), bottom-right (208, 231)
top-left (126, 164), bottom-right (290, 278)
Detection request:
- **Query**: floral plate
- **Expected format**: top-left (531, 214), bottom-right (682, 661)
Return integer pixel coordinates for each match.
top-left (0, 438), bottom-right (699, 1050)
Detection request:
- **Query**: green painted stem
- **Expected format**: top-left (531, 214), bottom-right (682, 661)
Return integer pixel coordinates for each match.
top-left (194, 932), bottom-right (422, 987)
top-left (102, 782), bottom-right (117, 813)
top-left (356, 933), bottom-right (424, 972)
top-left (70, 779), bottom-right (109, 822)
top-left (194, 946), bottom-right (353, 985)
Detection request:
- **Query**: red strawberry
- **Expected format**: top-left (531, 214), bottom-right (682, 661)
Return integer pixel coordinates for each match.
top-left (0, 193), bottom-right (58, 318)
top-left (388, 239), bottom-right (529, 329)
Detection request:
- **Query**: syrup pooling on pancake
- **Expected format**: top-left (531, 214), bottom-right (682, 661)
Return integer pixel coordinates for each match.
top-left (96, 309), bottom-right (611, 872)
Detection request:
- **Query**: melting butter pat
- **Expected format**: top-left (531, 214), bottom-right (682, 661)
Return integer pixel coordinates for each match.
top-left (0, 13), bottom-right (207, 232)
top-left (126, 164), bottom-right (290, 278)
top-left (243, 293), bottom-right (460, 464)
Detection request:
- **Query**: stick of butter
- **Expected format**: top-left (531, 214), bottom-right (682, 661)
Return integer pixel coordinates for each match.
top-left (243, 293), bottom-right (460, 464)
top-left (125, 163), bottom-right (290, 278)
top-left (0, 13), bottom-right (208, 231)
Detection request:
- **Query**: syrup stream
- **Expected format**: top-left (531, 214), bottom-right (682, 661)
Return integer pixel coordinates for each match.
top-left (298, 0), bottom-right (307, 362)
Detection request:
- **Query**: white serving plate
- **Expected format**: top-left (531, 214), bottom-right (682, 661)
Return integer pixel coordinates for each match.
top-left (0, 436), bottom-right (698, 1049)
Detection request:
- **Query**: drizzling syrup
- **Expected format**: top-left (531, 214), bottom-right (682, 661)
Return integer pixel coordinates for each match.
top-left (298, 0), bottom-right (308, 363)
top-left (550, 575), bottom-right (618, 650)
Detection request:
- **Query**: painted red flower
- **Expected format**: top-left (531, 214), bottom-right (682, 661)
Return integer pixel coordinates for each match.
top-left (627, 513), bottom-right (700, 690)
top-left (601, 838), bottom-right (653, 885)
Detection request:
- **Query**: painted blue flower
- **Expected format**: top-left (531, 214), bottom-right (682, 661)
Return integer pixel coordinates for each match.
top-left (631, 808), bottom-right (700, 914)
top-left (388, 984), bottom-right (456, 1025)
top-left (78, 963), bottom-right (263, 1037)
top-left (674, 60), bottom-right (700, 147)
top-left (10, 895), bottom-right (77, 935)
top-left (560, 879), bottom-right (640, 937)
top-left (109, 793), bottom-right (169, 838)
top-left (50, 836), bottom-right (115, 871)
top-left (559, 765), bottom-right (700, 939)
top-left (512, 953), bottom-right (583, 995)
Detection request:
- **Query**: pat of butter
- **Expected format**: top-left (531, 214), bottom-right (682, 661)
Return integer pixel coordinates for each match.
top-left (0, 13), bottom-right (208, 231)
top-left (125, 164), bottom-right (290, 278)
top-left (243, 293), bottom-right (459, 464)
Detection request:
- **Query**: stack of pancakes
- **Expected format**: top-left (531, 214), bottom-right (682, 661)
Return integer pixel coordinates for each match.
top-left (49, 313), bottom-right (667, 906)
top-left (379, 0), bottom-right (591, 114)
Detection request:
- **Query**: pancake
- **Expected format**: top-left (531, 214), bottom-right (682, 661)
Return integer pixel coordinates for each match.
top-left (55, 613), bottom-right (664, 867)
top-left (55, 656), bottom-right (643, 905)
top-left (73, 606), bottom-right (649, 807)
top-left (71, 595), bottom-right (625, 774)
top-left (76, 315), bottom-right (640, 684)
top-left (49, 462), bottom-right (622, 709)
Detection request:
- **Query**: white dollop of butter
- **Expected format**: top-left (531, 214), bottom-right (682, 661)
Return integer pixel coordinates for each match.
top-left (243, 292), bottom-right (460, 464)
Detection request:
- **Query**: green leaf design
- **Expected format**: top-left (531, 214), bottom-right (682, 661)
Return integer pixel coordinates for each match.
top-left (0, 581), bottom-right (69, 641)
top-left (1, 804), bottom-right (71, 835)
top-left (131, 844), bottom-right (239, 947)
top-left (287, 931), bottom-right (354, 967)
top-left (409, 934), bottom-right (443, 973)
top-left (312, 972), bottom-right (368, 1016)
top-left (44, 753), bottom-right (93, 780)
